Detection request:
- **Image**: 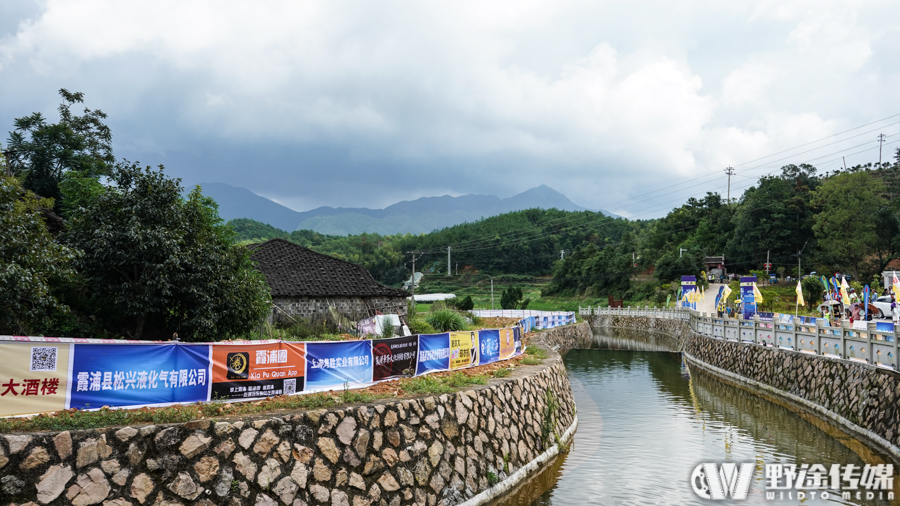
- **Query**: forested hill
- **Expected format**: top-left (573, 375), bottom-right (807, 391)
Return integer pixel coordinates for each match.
top-left (229, 209), bottom-right (641, 285)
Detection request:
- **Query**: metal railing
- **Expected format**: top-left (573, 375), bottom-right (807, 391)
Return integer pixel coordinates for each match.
top-left (579, 305), bottom-right (898, 371)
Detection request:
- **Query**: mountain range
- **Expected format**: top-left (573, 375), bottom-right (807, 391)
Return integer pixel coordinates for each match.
top-left (199, 182), bottom-right (613, 235)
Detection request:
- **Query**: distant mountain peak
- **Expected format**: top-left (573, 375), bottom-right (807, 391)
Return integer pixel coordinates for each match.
top-left (202, 183), bottom-right (612, 235)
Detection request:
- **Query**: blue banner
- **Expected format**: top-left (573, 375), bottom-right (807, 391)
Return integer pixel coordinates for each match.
top-left (305, 341), bottom-right (372, 390)
top-left (478, 330), bottom-right (500, 365)
top-left (682, 275), bottom-right (697, 310)
top-left (415, 333), bottom-right (450, 375)
top-left (741, 276), bottom-right (757, 319)
top-left (69, 344), bottom-right (210, 409)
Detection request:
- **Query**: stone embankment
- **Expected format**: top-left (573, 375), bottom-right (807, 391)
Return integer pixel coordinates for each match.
top-left (591, 315), bottom-right (900, 461)
top-left (0, 325), bottom-right (583, 506)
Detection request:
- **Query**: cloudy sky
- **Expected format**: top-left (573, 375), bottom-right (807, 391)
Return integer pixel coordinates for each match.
top-left (2, 1), bottom-right (899, 218)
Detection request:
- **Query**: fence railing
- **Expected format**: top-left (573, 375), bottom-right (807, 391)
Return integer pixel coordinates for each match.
top-left (579, 305), bottom-right (899, 371)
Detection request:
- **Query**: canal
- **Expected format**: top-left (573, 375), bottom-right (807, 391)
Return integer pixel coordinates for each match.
top-left (498, 327), bottom-right (897, 505)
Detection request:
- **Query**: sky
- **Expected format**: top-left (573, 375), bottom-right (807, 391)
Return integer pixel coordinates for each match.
top-left (1, 0), bottom-right (899, 218)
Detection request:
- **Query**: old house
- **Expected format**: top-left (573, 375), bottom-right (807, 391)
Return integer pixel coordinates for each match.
top-left (249, 238), bottom-right (409, 322)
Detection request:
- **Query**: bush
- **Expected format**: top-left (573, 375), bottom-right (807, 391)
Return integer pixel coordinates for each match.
top-left (408, 318), bottom-right (437, 335)
top-left (425, 310), bottom-right (467, 332)
top-left (457, 295), bottom-right (474, 311)
top-left (801, 276), bottom-right (824, 307)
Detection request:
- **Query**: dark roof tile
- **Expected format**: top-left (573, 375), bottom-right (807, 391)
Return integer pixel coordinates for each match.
top-left (249, 239), bottom-right (409, 298)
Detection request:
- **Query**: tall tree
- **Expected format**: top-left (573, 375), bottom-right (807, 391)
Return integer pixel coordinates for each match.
top-left (6, 89), bottom-right (113, 208)
top-left (62, 162), bottom-right (271, 340)
top-left (811, 171), bottom-right (885, 279)
top-left (0, 171), bottom-right (79, 334)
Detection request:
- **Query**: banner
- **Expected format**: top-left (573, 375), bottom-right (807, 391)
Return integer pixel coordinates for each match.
top-left (478, 330), bottom-right (501, 365)
top-left (514, 326), bottom-right (523, 355)
top-left (0, 342), bottom-right (71, 416)
top-left (449, 331), bottom-right (479, 370)
top-left (211, 341), bottom-right (305, 400)
top-left (416, 333), bottom-right (450, 375)
top-left (741, 276), bottom-right (757, 318)
top-left (305, 341), bottom-right (372, 390)
top-left (70, 344), bottom-right (210, 410)
top-left (372, 335), bottom-right (418, 381)
top-left (681, 276), bottom-right (697, 310)
top-left (357, 316), bottom-right (377, 337)
top-left (499, 328), bottom-right (516, 360)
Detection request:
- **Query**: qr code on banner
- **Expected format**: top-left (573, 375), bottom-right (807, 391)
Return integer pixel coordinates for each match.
top-left (284, 378), bottom-right (296, 395)
top-left (30, 347), bottom-right (58, 371)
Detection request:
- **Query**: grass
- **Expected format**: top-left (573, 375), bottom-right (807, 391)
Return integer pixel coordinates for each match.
top-left (402, 372), bottom-right (489, 395)
top-left (0, 390), bottom-right (386, 434)
top-left (493, 368), bottom-right (512, 378)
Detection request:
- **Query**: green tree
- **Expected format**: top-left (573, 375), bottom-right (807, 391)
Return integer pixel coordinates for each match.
top-left (62, 162), bottom-right (271, 340)
top-left (811, 171), bottom-right (885, 279)
top-left (6, 90), bottom-right (114, 208)
top-left (729, 165), bottom-right (819, 272)
top-left (0, 171), bottom-right (80, 334)
top-left (500, 286), bottom-right (524, 309)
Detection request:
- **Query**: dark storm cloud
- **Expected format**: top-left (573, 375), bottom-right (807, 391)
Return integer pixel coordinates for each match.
top-left (2, 1), bottom-right (899, 217)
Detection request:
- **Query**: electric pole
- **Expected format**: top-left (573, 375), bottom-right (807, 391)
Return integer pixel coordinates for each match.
top-left (879, 133), bottom-right (886, 165)
top-left (406, 251), bottom-right (418, 300)
top-left (490, 278), bottom-right (494, 310)
top-left (560, 250), bottom-right (565, 260)
top-left (447, 246), bottom-right (451, 277)
top-left (724, 166), bottom-right (735, 203)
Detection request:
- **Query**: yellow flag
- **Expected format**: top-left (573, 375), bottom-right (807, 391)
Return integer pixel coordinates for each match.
top-left (892, 274), bottom-right (899, 301)
top-left (840, 276), bottom-right (851, 305)
top-left (796, 280), bottom-right (805, 306)
top-left (753, 283), bottom-right (764, 303)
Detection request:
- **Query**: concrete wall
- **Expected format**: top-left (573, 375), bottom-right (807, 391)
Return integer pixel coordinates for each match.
top-left (590, 315), bottom-right (900, 461)
top-left (0, 328), bottom-right (580, 506)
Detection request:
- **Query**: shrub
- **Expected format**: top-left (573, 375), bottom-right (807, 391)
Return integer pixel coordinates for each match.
top-left (801, 276), bottom-right (824, 307)
top-left (457, 295), bottom-right (474, 311)
top-left (425, 310), bottom-right (467, 332)
top-left (407, 318), bottom-right (436, 335)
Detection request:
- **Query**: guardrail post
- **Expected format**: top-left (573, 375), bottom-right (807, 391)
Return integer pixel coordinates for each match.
top-left (753, 313), bottom-right (760, 345)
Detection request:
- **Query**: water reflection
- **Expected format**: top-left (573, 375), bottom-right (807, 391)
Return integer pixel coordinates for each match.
top-left (496, 328), bottom-right (895, 506)
top-left (593, 327), bottom-right (681, 352)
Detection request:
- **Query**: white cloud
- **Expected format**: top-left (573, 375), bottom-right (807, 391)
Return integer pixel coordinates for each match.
top-left (0, 0), bottom-right (898, 213)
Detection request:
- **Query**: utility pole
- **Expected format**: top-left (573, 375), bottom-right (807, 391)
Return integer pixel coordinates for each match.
top-left (490, 278), bottom-right (494, 310)
top-left (447, 246), bottom-right (451, 277)
top-left (406, 251), bottom-right (418, 301)
top-left (724, 166), bottom-right (735, 203)
top-left (680, 248), bottom-right (687, 258)
top-left (765, 250), bottom-right (770, 276)
top-left (560, 250), bottom-right (565, 260)
top-left (879, 133), bottom-right (886, 165)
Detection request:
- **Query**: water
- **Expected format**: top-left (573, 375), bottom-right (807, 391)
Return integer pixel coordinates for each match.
top-left (497, 328), bottom-right (897, 506)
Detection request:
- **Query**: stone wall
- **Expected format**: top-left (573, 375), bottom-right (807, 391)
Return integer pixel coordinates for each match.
top-left (587, 315), bottom-right (691, 348)
top-left (590, 314), bottom-right (900, 460)
top-left (684, 335), bottom-right (900, 459)
top-left (273, 297), bottom-right (407, 322)
top-left (538, 322), bottom-right (592, 352)
top-left (0, 335), bottom-right (575, 506)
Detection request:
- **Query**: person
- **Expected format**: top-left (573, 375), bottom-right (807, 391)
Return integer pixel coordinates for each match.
top-left (849, 289), bottom-right (859, 303)
top-left (893, 294), bottom-right (900, 324)
top-left (851, 304), bottom-right (861, 323)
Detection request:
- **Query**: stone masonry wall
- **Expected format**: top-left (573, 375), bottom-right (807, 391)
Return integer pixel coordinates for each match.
top-left (587, 315), bottom-right (691, 348)
top-left (272, 297), bottom-right (407, 322)
top-left (0, 333), bottom-right (575, 506)
top-left (590, 314), bottom-right (900, 459)
top-left (538, 322), bottom-right (592, 353)
top-left (684, 334), bottom-right (900, 455)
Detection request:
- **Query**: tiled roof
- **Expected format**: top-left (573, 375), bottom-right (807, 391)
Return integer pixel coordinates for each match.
top-left (249, 239), bottom-right (409, 298)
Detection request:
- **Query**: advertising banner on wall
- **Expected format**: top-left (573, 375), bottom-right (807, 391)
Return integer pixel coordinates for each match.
top-left (211, 342), bottom-right (305, 400)
top-left (70, 344), bottom-right (210, 409)
top-left (499, 328), bottom-right (516, 360)
top-left (416, 333), bottom-right (450, 375)
top-left (449, 331), bottom-right (479, 370)
top-left (305, 341), bottom-right (372, 390)
top-left (741, 276), bottom-right (757, 319)
top-left (681, 276), bottom-right (697, 310)
top-left (478, 329), bottom-right (500, 365)
top-left (0, 342), bottom-right (71, 416)
top-left (514, 326), bottom-right (523, 355)
top-left (372, 335), bottom-right (418, 381)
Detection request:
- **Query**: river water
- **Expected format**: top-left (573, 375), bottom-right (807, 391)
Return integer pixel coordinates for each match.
top-left (497, 327), bottom-right (897, 506)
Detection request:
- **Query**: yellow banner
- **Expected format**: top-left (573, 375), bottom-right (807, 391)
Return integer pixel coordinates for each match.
top-left (449, 331), bottom-right (478, 370)
top-left (0, 342), bottom-right (70, 416)
top-left (499, 328), bottom-right (516, 360)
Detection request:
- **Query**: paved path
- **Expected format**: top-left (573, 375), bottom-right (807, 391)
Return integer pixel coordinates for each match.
top-left (695, 283), bottom-right (726, 315)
